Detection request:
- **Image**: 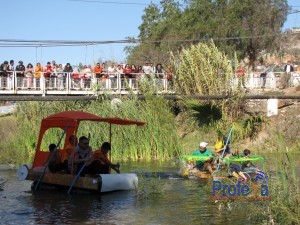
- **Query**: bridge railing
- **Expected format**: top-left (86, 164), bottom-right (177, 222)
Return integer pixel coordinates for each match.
top-left (0, 71), bottom-right (299, 95)
top-left (0, 72), bottom-right (174, 95)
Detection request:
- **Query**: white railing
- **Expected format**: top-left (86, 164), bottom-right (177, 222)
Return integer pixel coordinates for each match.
top-left (0, 72), bottom-right (174, 95)
top-left (0, 71), bottom-right (299, 95)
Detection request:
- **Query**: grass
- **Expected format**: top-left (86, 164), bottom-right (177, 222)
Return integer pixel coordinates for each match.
top-left (246, 151), bottom-right (300, 225)
top-left (135, 174), bottom-right (165, 200)
top-left (205, 139), bottom-right (300, 225)
top-left (0, 96), bottom-right (182, 164)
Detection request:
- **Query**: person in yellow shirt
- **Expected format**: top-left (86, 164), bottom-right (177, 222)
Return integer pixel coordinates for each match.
top-left (213, 135), bottom-right (232, 169)
top-left (34, 62), bottom-right (43, 78)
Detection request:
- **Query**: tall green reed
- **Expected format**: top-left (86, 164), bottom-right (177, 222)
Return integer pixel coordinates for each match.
top-left (0, 96), bottom-right (182, 164)
top-left (238, 137), bottom-right (300, 225)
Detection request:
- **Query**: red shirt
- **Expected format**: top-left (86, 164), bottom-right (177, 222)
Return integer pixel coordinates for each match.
top-left (44, 65), bottom-right (53, 77)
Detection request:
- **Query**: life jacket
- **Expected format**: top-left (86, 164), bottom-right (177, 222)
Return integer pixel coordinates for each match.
top-left (93, 150), bottom-right (108, 165)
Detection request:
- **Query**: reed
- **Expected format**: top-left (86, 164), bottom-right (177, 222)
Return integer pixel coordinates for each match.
top-left (0, 96), bottom-right (182, 164)
top-left (135, 174), bottom-right (164, 200)
top-left (218, 136), bottom-right (300, 225)
top-left (246, 152), bottom-right (300, 225)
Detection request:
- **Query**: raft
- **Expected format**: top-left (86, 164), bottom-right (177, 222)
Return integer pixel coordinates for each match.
top-left (18, 111), bottom-right (145, 193)
top-left (18, 164), bottom-right (138, 192)
top-left (180, 154), bottom-right (265, 179)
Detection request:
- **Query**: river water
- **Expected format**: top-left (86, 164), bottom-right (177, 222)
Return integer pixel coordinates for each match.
top-left (0, 160), bottom-right (295, 225)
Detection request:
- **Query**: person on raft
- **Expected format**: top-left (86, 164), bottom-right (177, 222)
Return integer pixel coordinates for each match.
top-left (93, 142), bottom-right (120, 174)
top-left (190, 141), bottom-right (213, 174)
top-left (213, 135), bottom-right (232, 169)
top-left (69, 136), bottom-right (103, 176)
top-left (47, 143), bottom-right (67, 173)
top-left (241, 149), bottom-right (268, 182)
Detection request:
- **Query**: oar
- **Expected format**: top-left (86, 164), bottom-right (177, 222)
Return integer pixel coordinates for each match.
top-left (216, 127), bottom-right (233, 172)
top-left (67, 133), bottom-right (90, 194)
top-left (67, 162), bottom-right (86, 194)
top-left (115, 162), bottom-right (120, 174)
top-left (34, 125), bottom-right (69, 191)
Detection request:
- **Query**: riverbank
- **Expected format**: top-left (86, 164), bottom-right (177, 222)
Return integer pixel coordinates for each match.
top-left (0, 164), bottom-right (15, 171)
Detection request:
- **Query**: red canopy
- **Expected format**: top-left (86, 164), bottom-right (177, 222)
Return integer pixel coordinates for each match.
top-left (42, 110), bottom-right (145, 127)
top-left (32, 111), bottom-right (145, 167)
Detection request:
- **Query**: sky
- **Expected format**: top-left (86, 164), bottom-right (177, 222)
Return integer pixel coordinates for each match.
top-left (0, 0), bottom-right (299, 67)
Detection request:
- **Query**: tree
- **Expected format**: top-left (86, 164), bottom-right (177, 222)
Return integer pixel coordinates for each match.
top-left (125, 0), bottom-right (289, 67)
top-left (221, 0), bottom-right (289, 67)
top-left (126, 0), bottom-right (182, 65)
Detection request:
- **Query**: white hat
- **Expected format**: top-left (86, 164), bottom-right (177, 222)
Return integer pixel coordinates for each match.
top-left (199, 142), bottom-right (208, 147)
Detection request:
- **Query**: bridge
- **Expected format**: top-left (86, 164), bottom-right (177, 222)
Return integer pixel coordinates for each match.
top-left (0, 72), bottom-right (300, 101)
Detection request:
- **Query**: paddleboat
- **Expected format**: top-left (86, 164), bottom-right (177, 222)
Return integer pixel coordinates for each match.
top-left (180, 154), bottom-right (265, 180)
top-left (17, 111), bottom-right (145, 193)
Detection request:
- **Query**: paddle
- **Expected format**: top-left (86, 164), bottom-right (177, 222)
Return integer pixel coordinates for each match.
top-left (216, 127), bottom-right (233, 172)
top-left (67, 133), bottom-right (90, 194)
top-left (0, 178), bottom-right (8, 189)
top-left (34, 125), bottom-right (69, 191)
top-left (114, 162), bottom-right (120, 174)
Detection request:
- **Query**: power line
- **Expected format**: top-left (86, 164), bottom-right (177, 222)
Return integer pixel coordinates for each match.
top-left (288, 9), bottom-right (300, 14)
top-left (0, 31), bottom-right (299, 48)
top-left (68, 0), bottom-right (156, 6)
top-left (67, 0), bottom-right (188, 7)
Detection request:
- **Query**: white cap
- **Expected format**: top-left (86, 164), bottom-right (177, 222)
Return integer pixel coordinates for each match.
top-left (199, 142), bottom-right (208, 147)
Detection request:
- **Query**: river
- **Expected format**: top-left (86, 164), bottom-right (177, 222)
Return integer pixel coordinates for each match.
top-left (0, 160), bottom-right (297, 225)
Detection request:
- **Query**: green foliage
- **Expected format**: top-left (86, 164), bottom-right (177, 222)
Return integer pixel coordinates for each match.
top-left (182, 99), bottom-right (222, 127)
top-left (0, 97), bottom-right (182, 164)
top-left (135, 174), bottom-right (166, 199)
top-left (170, 41), bottom-right (263, 145)
top-left (126, 0), bottom-right (182, 65)
top-left (171, 41), bottom-right (233, 96)
top-left (171, 41), bottom-right (248, 121)
top-left (126, 0), bottom-right (288, 67)
top-left (246, 152), bottom-right (300, 225)
top-left (229, 116), bottom-right (269, 141)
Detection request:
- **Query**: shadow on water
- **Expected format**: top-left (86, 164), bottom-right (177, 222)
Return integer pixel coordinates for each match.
top-left (0, 158), bottom-right (299, 225)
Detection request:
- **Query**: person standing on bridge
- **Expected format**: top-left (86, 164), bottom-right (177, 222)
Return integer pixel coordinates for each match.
top-left (25, 63), bottom-right (34, 88)
top-left (0, 61), bottom-right (9, 89)
top-left (283, 61), bottom-right (294, 88)
top-left (260, 63), bottom-right (269, 88)
top-left (15, 61), bottom-right (25, 89)
top-left (8, 60), bottom-right (14, 77)
top-left (93, 63), bottom-right (102, 79)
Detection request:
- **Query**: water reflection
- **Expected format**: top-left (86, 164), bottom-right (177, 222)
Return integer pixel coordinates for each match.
top-left (0, 159), bottom-right (299, 225)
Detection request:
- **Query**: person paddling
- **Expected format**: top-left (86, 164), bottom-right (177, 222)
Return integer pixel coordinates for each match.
top-left (69, 136), bottom-right (102, 176)
top-left (190, 142), bottom-right (213, 174)
top-left (93, 142), bottom-right (120, 174)
top-left (242, 149), bottom-right (268, 182)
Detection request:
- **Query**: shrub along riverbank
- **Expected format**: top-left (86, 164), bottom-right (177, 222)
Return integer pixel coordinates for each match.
top-left (0, 95), bottom-right (182, 164)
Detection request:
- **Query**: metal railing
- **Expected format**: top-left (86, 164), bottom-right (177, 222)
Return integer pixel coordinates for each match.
top-left (0, 72), bottom-right (174, 95)
top-left (0, 71), bottom-right (299, 95)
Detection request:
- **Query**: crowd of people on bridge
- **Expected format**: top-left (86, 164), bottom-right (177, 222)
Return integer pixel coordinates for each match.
top-left (235, 60), bottom-right (300, 88)
top-left (1, 58), bottom-right (299, 90)
top-left (0, 59), bottom-right (175, 90)
top-left (0, 59), bottom-right (173, 80)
